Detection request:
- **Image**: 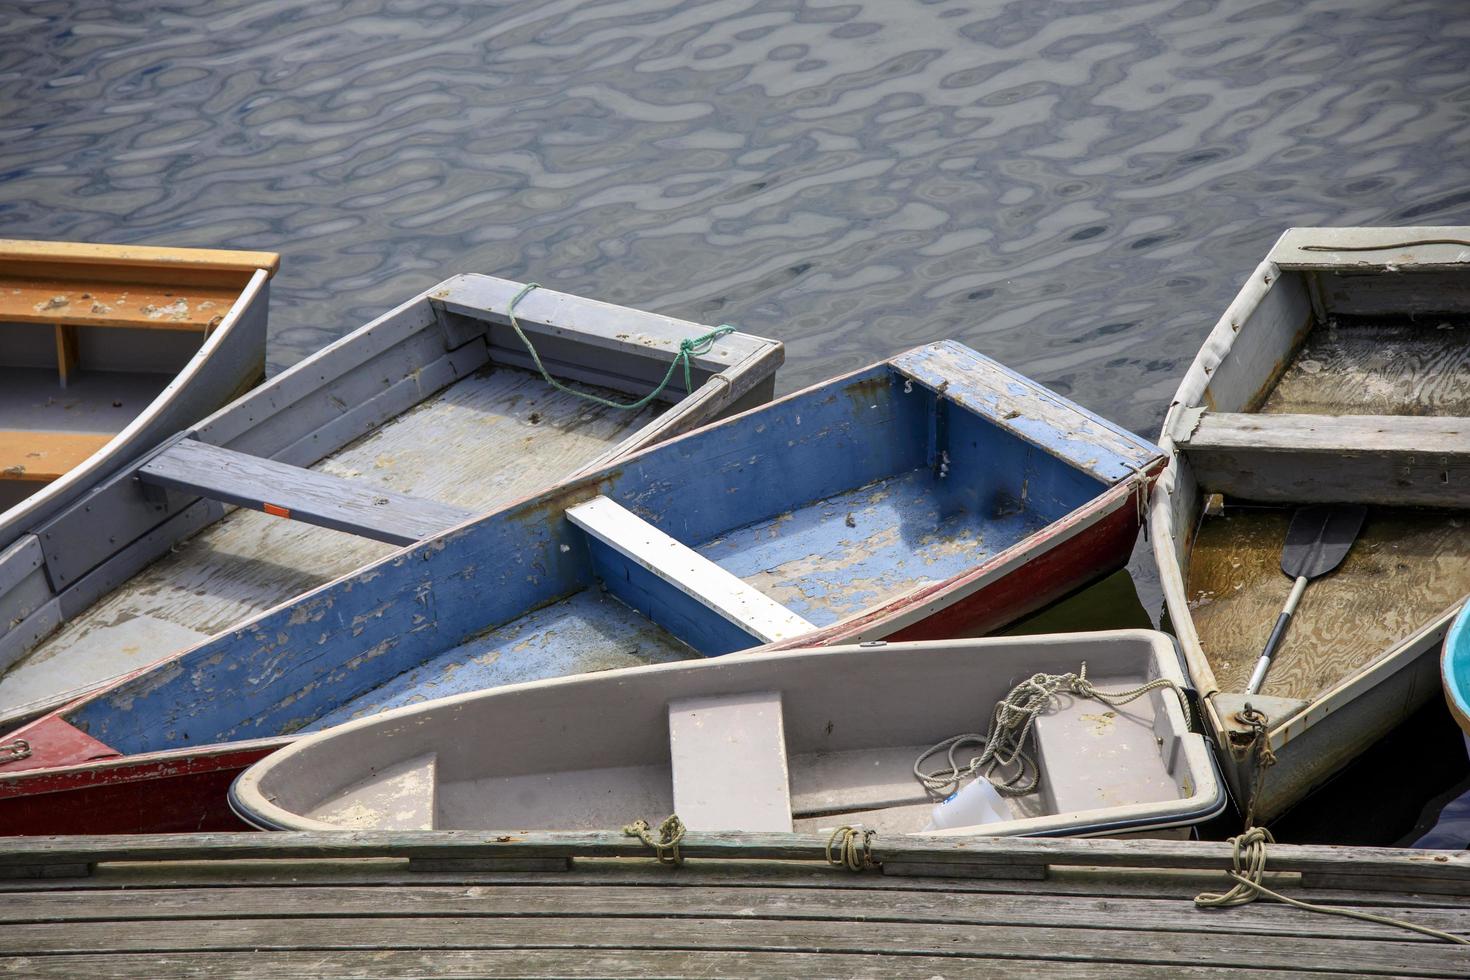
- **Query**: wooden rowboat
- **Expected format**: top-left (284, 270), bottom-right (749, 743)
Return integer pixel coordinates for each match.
top-left (0, 240), bottom-right (276, 543)
top-left (0, 340), bottom-right (1163, 834)
top-left (0, 274), bottom-right (782, 731)
top-left (1151, 226), bottom-right (1470, 823)
top-left (229, 631), bottom-right (1225, 839)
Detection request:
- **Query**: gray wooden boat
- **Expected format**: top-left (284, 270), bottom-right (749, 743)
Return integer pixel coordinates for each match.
top-left (229, 630), bottom-right (1225, 839)
top-left (0, 240), bottom-right (276, 542)
top-left (0, 275), bottom-right (781, 730)
top-left (1151, 226), bottom-right (1470, 822)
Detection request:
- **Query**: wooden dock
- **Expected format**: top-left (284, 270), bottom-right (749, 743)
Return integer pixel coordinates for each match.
top-left (0, 831), bottom-right (1465, 977)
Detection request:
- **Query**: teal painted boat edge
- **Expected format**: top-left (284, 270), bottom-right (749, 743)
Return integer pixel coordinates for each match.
top-left (1444, 602), bottom-right (1470, 737)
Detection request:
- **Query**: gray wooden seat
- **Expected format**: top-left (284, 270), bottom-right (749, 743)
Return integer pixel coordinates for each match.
top-left (668, 691), bottom-right (793, 832)
top-left (138, 438), bottom-right (475, 546)
top-left (1173, 409), bottom-right (1470, 506)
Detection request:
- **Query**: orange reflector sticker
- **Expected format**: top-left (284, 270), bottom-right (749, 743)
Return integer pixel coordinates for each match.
top-left (263, 503), bottom-right (290, 519)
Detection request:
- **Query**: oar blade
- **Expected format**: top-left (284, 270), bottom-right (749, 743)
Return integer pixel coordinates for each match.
top-left (1281, 504), bottom-right (1367, 579)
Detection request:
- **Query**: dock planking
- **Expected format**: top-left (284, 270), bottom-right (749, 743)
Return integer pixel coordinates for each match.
top-left (0, 832), bottom-right (1465, 978)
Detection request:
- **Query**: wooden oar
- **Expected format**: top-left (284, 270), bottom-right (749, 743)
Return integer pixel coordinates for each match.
top-left (1244, 504), bottom-right (1367, 695)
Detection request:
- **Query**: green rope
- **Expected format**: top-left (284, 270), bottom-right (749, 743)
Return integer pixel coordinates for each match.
top-left (506, 283), bottom-right (735, 411)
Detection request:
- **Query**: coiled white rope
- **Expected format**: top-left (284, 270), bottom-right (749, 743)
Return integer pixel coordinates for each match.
top-left (914, 662), bottom-right (1192, 798)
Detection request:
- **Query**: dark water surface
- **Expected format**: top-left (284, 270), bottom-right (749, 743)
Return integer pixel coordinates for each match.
top-left (3, 0), bottom-right (1469, 840)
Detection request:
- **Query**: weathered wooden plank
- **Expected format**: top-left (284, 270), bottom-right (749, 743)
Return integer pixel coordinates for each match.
top-left (53, 324), bottom-right (78, 386)
top-left (0, 597), bottom-right (61, 679)
top-left (890, 341), bottom-right (1164, 486)
top-left (0, 278), bottom-right (242, 331)
top-left (2, 914), bottom-right (1459, 975)
top-left (0, 536), bottom-right (49, 636)
top-left (0, 430), bottom-right (112, 483)
top-left (1177, 411), bottom-right (1470, 506)
top-left (5, 859), bottom-right (1465, 910)
top-left (189, 299), bottom-right (447, 452)
top-left (8, 881), bottom-right (1467, 943)
top-left (882, 861), bottom-right (1049, 881)
top-left (0, 239), bottom-right (280, 277)
top-left (567, 496), bottom-right (815, 646)
top-left (0, 833), bottom-right (1463, 888)
top-left (137, 440), bottom-right (475, 547)
top-left (0, 949), bottom-right (1368, 980)
top-left (431, 274), bottom-right (774, 374)
top-left (405, 858), bottom-right (570, 873)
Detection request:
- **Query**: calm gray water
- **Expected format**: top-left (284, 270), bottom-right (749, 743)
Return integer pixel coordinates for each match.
top-left (4, 0), bottom-right (1468, 436)
top-left (4, 0), bottom-right (1469, 837)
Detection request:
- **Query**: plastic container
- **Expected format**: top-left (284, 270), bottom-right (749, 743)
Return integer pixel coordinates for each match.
top-left (923, 776), bottom-right (1010, 831)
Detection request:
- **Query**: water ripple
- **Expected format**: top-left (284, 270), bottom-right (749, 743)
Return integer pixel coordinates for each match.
top-left (1, 0), bottom-right (1466, 434)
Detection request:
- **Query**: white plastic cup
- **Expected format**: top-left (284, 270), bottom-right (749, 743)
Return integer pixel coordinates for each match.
top-left (923, 776), bottom-right (1009, 831)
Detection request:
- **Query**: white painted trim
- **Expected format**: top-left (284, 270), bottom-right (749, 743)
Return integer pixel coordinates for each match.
top-left (566, 495), bottom-right (815, 644)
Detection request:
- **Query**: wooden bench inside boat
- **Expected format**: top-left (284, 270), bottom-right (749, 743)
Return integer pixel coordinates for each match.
top-left (669, 692), bottom-right (792, 832)
top-left (0, 431), bottom-right (114, 484)
top-left (0, 240), bottom-right (280, 388)
top-left (1173, 409), bottom-right (1470, 506)
top-left (137, 437), bottom-right (476, 547)
top-left (566, 495), bottom-right (817, 653)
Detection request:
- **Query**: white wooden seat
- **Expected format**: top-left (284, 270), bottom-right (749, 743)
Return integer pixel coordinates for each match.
top-left (565, 495), bottom-right (815, 645)
top-left (668, 692), bottom-right (792, 832)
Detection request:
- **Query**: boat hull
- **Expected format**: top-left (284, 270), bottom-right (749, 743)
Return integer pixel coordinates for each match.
top-left (1443, 604), bottom-right (1470, 742)
top-left (0, 275), bottom-right (784, 731)
top-left (0, 340), bottom-right (1163, 835)
top-left (1151, 226), bottom-right (1470, 823)
top-left (228, 631), bottom-right (1223, 839)
top-left (0, 484), bottom-right (1151, 835)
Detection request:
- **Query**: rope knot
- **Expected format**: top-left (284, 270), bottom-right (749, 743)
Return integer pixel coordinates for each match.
top-left (825, 826), bottom-right (879, 872)
top-left (622, 814), bottom-right (686, 866)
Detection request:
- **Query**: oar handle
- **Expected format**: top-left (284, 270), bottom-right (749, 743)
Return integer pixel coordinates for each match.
top-left (1245, 575), bottom-right (1309, 695)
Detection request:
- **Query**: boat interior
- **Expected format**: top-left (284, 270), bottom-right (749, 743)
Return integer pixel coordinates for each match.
top-left (62, 351), bottom-right (1119, 757)
top-left (240, 635), bottom-right (1209, 836)
top-left (0, 277), bottom-right (778, 724)
top-left (1173, 251), bottom-right (1470, 702)
top-left (0, 248), bottom-right (262, 513)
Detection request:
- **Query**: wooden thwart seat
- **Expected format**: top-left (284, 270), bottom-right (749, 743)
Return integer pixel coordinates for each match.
top-left (668, 691), bottom-right (793, 832)
top-left (0, 430), bottom-right (113, 483)
top-left (1175, 410), bottom-right (1470, 506)
top-left (0, 239), bottom-right (282, 387)
top-left (137, 438), bottom-right (475, 546)
top-left (566, 495), bottom-right (816, 648)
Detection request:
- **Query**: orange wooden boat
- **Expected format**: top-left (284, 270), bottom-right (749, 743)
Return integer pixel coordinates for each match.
top-left (0, 239), bottom-right (277, 540)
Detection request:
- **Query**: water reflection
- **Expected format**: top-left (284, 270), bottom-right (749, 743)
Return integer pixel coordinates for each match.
top-left (2, 0), bottom-right (1467, 437)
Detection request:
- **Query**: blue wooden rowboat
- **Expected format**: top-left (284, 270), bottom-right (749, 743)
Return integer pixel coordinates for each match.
top-left (0, 340), bottom-right (1166, 834)
top-left (0, 274), bottom-right (782, 732)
